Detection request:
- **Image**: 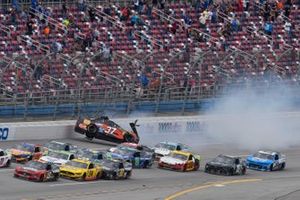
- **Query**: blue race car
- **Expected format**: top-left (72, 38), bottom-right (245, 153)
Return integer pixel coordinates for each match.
top-left (107, 145), bottom-right (154, 168)
top-left (246, 150), bottom-right (286, 171)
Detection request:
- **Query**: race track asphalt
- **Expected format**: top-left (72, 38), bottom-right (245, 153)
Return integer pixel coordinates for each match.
top-left (0, 137), bottom-right (300, 200)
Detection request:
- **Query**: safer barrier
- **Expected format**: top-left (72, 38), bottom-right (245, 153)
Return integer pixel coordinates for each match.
top-left (1, 112), bottom-right (300, 141)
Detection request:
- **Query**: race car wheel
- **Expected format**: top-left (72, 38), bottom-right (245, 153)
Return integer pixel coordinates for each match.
top-left (125, 171), bottom-right (131, 179)
top-left (280, 163), bottom-right (286, 170)
top-left (241, 167), bottom-right (246, 175)
top-left (96, 172), bottom-right (101, 180)
top-left (81, 173), bottom-right (86, 181)
top-left (53, 173), bottom-right (59, 181)
top-left (270, 164), bottom-right (274, 171)
top-left (124, 133), bottom-right (134, 142)
top-left (6, 160), bottom-right (11, 167)
top-left (143, 161), bottom-right (149, 168)
top-left (86, 124), bottom-right (98, 138)
top-left (226, 169), bottom-right (233, 176)
top-left (28, 156), bottom-right (33, 161)
top-left (39, 174), bottom-right (45, 182)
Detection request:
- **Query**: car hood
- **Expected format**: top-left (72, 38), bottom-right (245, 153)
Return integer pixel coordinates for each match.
top-left (247, 156), bottom-right (273, 165)
top-left (40, 156), bottom-right (67, 165)
top-left (160, 156), bottom-right (186, 165)
top-left (154, 148), bottom-right (171, 156)
top-left (19, 167), bottom-right (41, 173)
top-left (60, 165), bottom-right (84, 173)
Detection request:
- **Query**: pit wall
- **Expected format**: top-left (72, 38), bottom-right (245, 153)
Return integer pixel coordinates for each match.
top-left (1, 112), bottom-right (300, 141)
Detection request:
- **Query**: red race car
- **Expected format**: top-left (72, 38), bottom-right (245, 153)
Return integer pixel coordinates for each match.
top-left (14, 160), bottom-right (60, 182)
top-left (74, 116), bottom-right (139, 143)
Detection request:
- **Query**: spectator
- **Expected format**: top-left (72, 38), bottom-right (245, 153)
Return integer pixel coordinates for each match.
top-left (182, 13), bottom-right (192, 27)
top-left (88, 8), bottom-right (96, 22)
top-left (130, 14), bottom-right (139, 26)
top-left (284, 0), bottom-right (292, 17)
top-left (199, 10), bottom-right (208, 28)
top-left (43, 25), bottom-right (50, 37)
top-left (120, 6), bottom-right (130, 21)
top-left (26, 19), bottom-right (34, 35)
top-left (231, 18), bottom-right (240, 32)
top-left (264, 21), bottom-right (273, 35)
top-left (263, 2), bottom-right (271, 21)
top-left (62, 18), bottom-right (70, 27)
top-left (78, 0), bottom-right (86, 12)
top-left (284, 20), bottom-right (293, 37)
top-left (159, 0), bottom-right (165, 10)
top-left (62, 1), bottom-right (68, 17)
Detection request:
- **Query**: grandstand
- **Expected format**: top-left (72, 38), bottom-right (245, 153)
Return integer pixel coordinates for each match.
top-left (0, 0), bottom-right (299, 120)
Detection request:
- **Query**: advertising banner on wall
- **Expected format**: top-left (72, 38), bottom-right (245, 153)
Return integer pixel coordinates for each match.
top-left (0, 126), bottom-right (15, 141)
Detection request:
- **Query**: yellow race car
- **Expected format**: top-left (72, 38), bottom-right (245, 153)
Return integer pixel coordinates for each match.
top-left (158, 151), bottom-right (200, 172)
top-left (59, 159), bottom-right (102, 181)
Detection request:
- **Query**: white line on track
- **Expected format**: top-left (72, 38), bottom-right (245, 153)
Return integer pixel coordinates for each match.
top-left (49, 180), bottom-right (110, 187)
top-left (0, 169), bottom-right (14, 173)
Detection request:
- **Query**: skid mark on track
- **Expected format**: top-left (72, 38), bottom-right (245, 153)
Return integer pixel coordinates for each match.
top-left (164, 178), bottom-right (262, 200)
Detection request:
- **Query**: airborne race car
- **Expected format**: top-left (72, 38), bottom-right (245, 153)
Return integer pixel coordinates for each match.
top-left (74, 116), bottom-right (139, 144)
top-left (158, 151), bottom-right (200, 172)
top-left (0, 149), bottom-right (11, 168)
top-left (246, 150), bottom-right (286, 171)
top-left (205, 155), bottom-right (246, 176)
top-left (14, 161), bottom-right (60, 182)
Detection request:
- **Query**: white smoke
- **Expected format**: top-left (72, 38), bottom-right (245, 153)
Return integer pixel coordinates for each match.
top-left (204, 82), bottom-right (300, 150)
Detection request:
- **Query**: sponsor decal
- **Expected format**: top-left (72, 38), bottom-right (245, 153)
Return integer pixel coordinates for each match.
top-left (0, 128), bottom-right (9, 141)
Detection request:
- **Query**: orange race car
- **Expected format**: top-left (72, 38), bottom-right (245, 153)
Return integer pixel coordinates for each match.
top-left (74, 116), bottom-right (139, 144)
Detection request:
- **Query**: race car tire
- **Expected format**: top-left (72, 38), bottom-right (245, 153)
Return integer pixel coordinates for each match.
top-left (96, 172), bottom-right (101, 180)
top-left (86, 124), bottom-right (98, 138)
top-left (270, 164), bottom-right (274, 171)
top-left (81, 173), bottom-right (86, 181)
top-left (39, 174), bottom-right (45, 182)
top-left (53, 173), bottom-right (59, 181)
top-left (28, 155), bottom-right (33, 161)
top-left (280, 163), bottom-right (286, 170)
top-left (194, 160), bottom-right (200, 171)
top-left (125, 171), bottom-right (131, 179)
top-left (6, 160), bottom-right (11, 167)
top-left (241, 167), bottom-right (246, 175)
top-left (143, 161), bottom-right (149, 168)
top-left (225, 169), bottom-right (233, 176)
top-left (14, 173), bottom-right (19, 178)
top-left (113, 172), bottom-right (118, 180)
top-left (123, 133), bottom-right (134, 143)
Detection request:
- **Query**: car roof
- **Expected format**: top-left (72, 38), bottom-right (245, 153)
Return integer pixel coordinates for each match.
top-left (159, 141), bottom-right (180, 146)
top-left (49, 150), bottom-right (72, 155)
top-left (49, 141), bottom-right (68, 145)
top-left (258, 150), bottom-right (278, 155)
top-left (219, 154), bottom-right (240, 159)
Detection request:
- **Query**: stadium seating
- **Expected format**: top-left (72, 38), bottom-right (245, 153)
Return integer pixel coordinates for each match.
top-left (0, 0), bottom-right (299, 97)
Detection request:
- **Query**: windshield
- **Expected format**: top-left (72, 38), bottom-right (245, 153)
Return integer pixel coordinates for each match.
top-left (99, 160), bottom-right (118, 168)
top-left (66, 161), bottom-right (88, 169)
top-left (48, 151), bottom-right (69, 160)
top-left (45, 142), bottom-right (68, 151)
top-left (155, 143), bottom-right (176, 151)
top-left (78, 150), bottom-right (101, 160)
top-left (25, 161), bottom-right (46, 170)
top-left (253, 153), bottom-right (274, 160)
top-left (170, 153), bottom-right (188, 161)
top-left (212, 156), bottom-right (234, 164)
top-left (14, 144), bottom-right (34, 152)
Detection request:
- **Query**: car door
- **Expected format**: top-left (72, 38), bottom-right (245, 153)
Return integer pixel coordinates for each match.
top-left (186, 155), bottom-right (194, 171)
top-left (273, 154), bottom-right (280, 170)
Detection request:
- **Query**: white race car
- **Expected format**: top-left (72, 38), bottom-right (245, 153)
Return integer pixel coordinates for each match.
top-left (0, 148), bottom-right (11, 168)
top-left (153, 142), bottom-right (191, 160)
top-left (39, 151), bottom-right (75, 166)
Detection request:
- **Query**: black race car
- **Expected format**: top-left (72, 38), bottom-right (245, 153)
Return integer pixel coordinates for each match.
top-left (95, 159), bottom-right (132, 180)
top-left (74, 116), bottom-right (139, 144)
top-left (205, 155), bottom-right (246, 176)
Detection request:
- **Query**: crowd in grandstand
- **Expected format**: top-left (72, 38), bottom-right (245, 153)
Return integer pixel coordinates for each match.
top-left (0, 0), bottom-right (299, 97)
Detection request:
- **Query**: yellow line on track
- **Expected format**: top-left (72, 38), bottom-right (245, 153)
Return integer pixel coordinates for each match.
top-left (164, 178), bottom-right (262, 200)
